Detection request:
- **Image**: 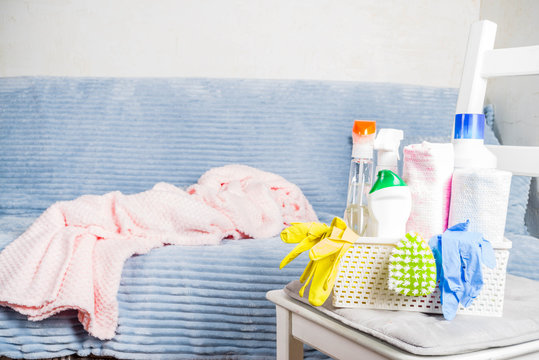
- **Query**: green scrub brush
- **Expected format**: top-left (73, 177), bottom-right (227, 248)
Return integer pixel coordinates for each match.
top-left (388, 233), bottom-right (437, 296)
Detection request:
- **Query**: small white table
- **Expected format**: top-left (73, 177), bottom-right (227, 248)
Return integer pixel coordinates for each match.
top-left (266, 289), bottom-right (539, 360)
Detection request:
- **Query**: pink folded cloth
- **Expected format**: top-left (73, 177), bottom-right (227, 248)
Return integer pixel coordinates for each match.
top-left (403, 142), bottom-right (454, 240)
top-left (0, 164), bottom-right (317, 340)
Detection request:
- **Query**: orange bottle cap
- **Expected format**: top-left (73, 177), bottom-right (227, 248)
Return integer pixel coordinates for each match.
top-left (353, 120), bottom-right (376, 136)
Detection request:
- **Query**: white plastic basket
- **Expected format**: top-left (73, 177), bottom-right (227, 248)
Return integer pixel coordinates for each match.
top-left (332, 237), bottom-right (512, 317)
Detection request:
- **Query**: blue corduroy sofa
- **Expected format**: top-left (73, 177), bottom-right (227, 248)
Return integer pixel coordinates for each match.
top-left (0, 77), bottom-right (536, 359)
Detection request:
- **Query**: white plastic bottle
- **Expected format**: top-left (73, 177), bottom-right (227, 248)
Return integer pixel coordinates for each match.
top-left (344, 120), bottom-right (376, 236)
top-left (374, 129), bottom-right (404, 176)
top-left (452, 113), bottom-right (497, 169)
top-left (367, 170), bottom-right (412, 238)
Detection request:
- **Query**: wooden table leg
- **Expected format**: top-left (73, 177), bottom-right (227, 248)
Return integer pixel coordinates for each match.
top-left (276, 304), bottom-right (304, 360)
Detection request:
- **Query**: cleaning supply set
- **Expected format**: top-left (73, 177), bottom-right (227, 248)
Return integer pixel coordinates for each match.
top-left (280, 114), bottom-right (513, 318)
top-left (281, 120), bottom-right (435, 307)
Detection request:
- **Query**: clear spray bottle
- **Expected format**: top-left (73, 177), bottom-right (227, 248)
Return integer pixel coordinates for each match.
top-left (344, 120), bottom-right (376, 236)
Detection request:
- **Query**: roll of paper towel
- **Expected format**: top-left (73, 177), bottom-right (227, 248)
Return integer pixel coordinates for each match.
top-left (403, 142), bottom-right (454, 240)
top-left (448, 168), bottom-right (512, 244)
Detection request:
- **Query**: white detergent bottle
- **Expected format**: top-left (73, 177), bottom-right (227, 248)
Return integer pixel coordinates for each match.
top-left (367, 170), bottom-right (412, 238)
top-left (452, 113), bottom-right (497, 169)
top-left (374, 129), bottom-right (404, 176)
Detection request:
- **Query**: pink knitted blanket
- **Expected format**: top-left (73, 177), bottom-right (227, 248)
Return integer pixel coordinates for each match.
top-left (0, 165), bottom-right (317, 340)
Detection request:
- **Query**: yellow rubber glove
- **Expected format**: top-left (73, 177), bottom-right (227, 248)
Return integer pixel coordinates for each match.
top-left (298, 229), bottom-right (343, 301)
top-left (280, 222), bottom-right (329, 244)
top-left (298, 259), bottom-right (316, 297)
top-left (279, 222), bottom-right (329, 269)
top-left (303, 246), bottom-right (341, 306)
top-left (305, 218), bottom-right (355, 306)
top-left (321, 225), bottom-right (359, 292)
top-left (280, 218), bottom-right (359, 307)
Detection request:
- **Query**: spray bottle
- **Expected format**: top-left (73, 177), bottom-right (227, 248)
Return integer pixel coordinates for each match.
top-left (374, 129), bottom-right (404, 176)
top-left (344, 120), bottom-right (376, 236)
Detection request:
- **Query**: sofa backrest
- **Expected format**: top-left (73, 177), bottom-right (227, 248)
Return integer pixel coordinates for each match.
top-left (1, 77), bottom-right (516, 226)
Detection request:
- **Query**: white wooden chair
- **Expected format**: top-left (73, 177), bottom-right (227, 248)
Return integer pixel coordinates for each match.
top-left (456, 20), bottom-right (539, 177)
top-left (267, 20), bottom-right (539, 360)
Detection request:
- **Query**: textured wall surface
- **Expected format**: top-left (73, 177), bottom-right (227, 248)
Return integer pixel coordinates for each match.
top-left (0, 0), bottom-right (479, 87)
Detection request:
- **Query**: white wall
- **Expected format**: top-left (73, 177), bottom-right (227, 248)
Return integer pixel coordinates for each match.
top-left (0, 0), bottom-right (479, 88)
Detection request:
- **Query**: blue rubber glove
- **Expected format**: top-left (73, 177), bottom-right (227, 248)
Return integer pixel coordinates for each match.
top-left (429, 220), bottom-right (496, 320)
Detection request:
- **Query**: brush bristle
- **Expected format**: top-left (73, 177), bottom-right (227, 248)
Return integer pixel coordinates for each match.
top-left (388, 233), bottom-right (437, 296)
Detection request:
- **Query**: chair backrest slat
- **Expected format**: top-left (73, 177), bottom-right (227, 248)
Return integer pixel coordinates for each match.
top-left (486, 145), bottom-right (539, 177)
top-left (482, 45), bottom-right (539, 78)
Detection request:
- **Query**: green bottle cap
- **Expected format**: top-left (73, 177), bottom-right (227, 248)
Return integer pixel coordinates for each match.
top-left (369, 170), bottom-right (407, 194)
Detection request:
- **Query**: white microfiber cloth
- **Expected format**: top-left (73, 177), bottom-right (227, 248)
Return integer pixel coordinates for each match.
top-left (403, 142), bottom-right (454, 240)
top-left (448, 168), bottom-right (512, 244)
